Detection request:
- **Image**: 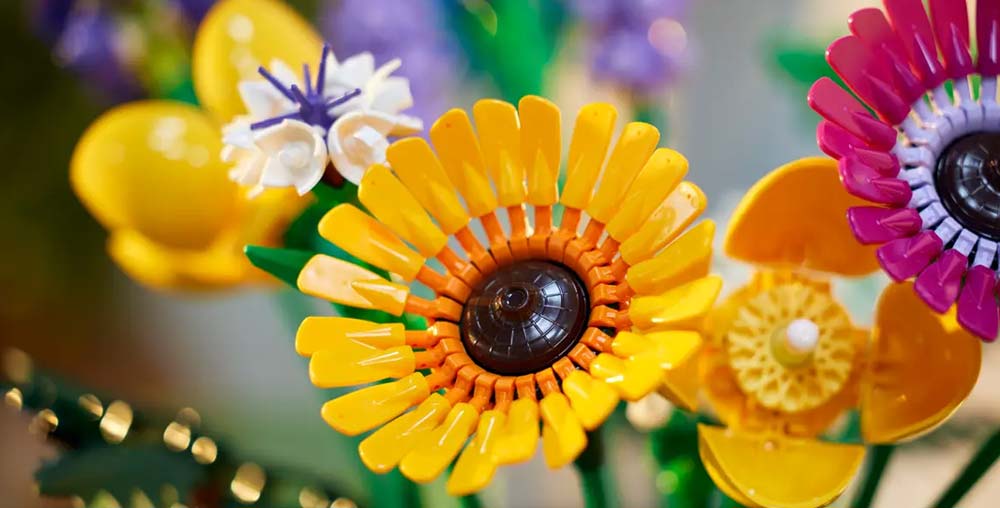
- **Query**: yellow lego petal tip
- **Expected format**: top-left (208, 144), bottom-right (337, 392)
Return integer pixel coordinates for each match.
top-left (399, 403), bottom-right (480, 483)
top-left (295, 316), bottom-right (405, 356)
top-left (321, 373), bottom-right (430, 436)
top-left (358, 394), bottom-right (451, 474)
top-left (698, 425), bottom-right (865, 508)
top-left (318, 204), bottom-right (426, 281)
top-left (724, 156), bottom-right (880, 277)
top-left (629, 276), bottom-right (723, 331)
top-left (308, 344), bottom-right (415, 388)
top-left (493, 398), bottom-right (540, 465)
top-left (562, 371), bottom-right (620, 431)
top-left (862, 282), bottom-right (981, 443)
top-left (447, 410), bottom-right (506, 496)
top-left (540, 393), bottom-right (588, 468)
top-left (296, 254), bottom-right (409, 314)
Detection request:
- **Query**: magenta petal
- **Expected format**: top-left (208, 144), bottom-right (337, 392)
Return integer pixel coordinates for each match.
top-left (877, 230), bottom-right (943, 281)
top-left (839, 156), bottom-right (912, 205)
top-left (850, 7), bottom-right (926, 103)
top-left (817, 120), bottom-right (869, 159)
top-left (808, 78), bottom-right (898, 150)
top-left (828, 36), bottom-right (910, 124)
top-left (957, 265), bottom-right (1000, 341)
top-left (914, 249), bottom-right (968, 312)
top-left (854, 148), bottom-right (899, 176)
top-left (848, 206), bottom-right (922, 244)
top-left (977, 0), bottom-right (1000, 76)
top-left (884, 0), bottom-right (947, 89)
top-left (929, 0), bottom-right (972, 79)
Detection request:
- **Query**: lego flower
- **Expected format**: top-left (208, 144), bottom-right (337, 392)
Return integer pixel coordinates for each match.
top-left (693, 158), bottom-right (981, 508)
top-left (292, 97), bottom-right (720, 494)
top-left (70, 0), bottom-right (341, 290)
top-left (221, 46), bottom-right (421, 193)
top-left (808, 0), bottom-right (1000, 340)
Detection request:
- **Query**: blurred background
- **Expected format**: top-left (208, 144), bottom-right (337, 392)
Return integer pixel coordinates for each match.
top-left (1, 0), bottom-right (998, 507)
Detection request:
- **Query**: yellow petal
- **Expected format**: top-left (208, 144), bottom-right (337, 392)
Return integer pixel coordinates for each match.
top-left (386, 138), bottom-right (470, 235)
top-left (359, 165), bottom-right (448, 258)
top-left (359, 394), bottom-right (452, 473)
top-left (71, 101), bottom-right (237, 249)
top-left (429, 109), bottom-right (497, 217)
top-left (318, 204), bottom-right (425, 280)
top-left (295, 316), bottom-right (405, 356)
top-left (192, 0), bottom-right (322, 122)
top-left (540, 393), bottom-right (588, 468)
top-left (493, 398), bottom-right (540, 465)
top-left (589, 354), bottom-right (662, 401)
top-left (561, 103), bottom-right (618, 209)
top-left (658, 348), bottom-right (703, 412)
top-left (399, 403), bottom-right (480, 483)
top-left (309, 343), bottom-right (415, 388)
top-left (586, 123), bottom-right (660, 223)
top-left (629, 276), bottom-right (723, 331)
top-left (725, 157), bottom-right (879, 276)
top-left (626, 221), bottom-right (715, 296)
top-left (862, 282), bottom-right (982, 443)
top-left (519, 96), bottom-right (561, 206)
top-left (106, 229), bottom-right (247, 291)
top-left (473, 99), bottom-right (526, 206)
top-left (321, 373), bottom-right (430, 436)
top-left (605, 148), bottom-right (687, 242)
top-left (297, 254), bottom-right (409, 314)
top-left (698, 425), bottom-right (864, 508)
top-left (562, 371), bottom-right (620, 430)
top-left (620, 182), bottom-right (706, 265)
top-left (612, 331), bottom-right (703, 370)
top-left (447, 410), bottom-right (506, 496)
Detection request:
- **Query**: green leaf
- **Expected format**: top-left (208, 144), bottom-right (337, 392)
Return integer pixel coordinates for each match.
top-left (36, 444), bottom-right (206, 505)
top-left (245, 245), bottom-right (314, 288)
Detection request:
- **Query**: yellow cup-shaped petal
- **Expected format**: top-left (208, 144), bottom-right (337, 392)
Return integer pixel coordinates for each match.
top-left (297, 254), bottom-right (409, 314)
top-left (589, 354), bottom-right (662, 401)
top-left (626, 221), bottom-right (715, 296)
top-left (586, 122), bottom-right (660, 223)
top-left (430, 109), bottom-right (497, 217)
top-left (605, 148), bottom-right (687, 242)
top-left (400, 403), bottom-right (480, 483)
top-left (296, 317), bottom-right (405, 356)
top-left (447, 410), bottom-right (506, 496)
top-left (321, 373), bottom-right (430, 436)
top-left (359, 165), bottom-right (448, 258)
top-left (862, 282), bottom-right (982, 443)
top-left (359, 394), bottom-right (452, 473)
top-left (698, 425), bottom-right (864, 508)
top-left (540, 393), bottom-right (588, 468)
top-left (318, 205), bottom-right (425, 281)
top-left (72, 101), bottom-right (237, 250)
top-left (519, 96), bottom-right (561, 206)
top-left (309, 343), bottom-right (415, 388)
top-left (724, 157), bottom-right (879, 277)
top-left (473, 99), bottom-right (526, 206)
top-left (620, 182), bottom-right (706, 265)
top-left (561, 103), bottom-right (617, 209)
top-left (192, 0), bottom-right (322, 122)
top-left (629, 276), bottom-right (723, 331)
top-left (562, 371), bottom-right (620, 430)
top-left (386, 138), bottom-right (470, 235)
top-left (106, 229), bottom-right (247, 291)
top-left (493, 398), bottom-right (540, 465)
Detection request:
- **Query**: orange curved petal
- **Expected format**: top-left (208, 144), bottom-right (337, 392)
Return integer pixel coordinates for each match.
top-left (724, 157), bottom-right (879, 277)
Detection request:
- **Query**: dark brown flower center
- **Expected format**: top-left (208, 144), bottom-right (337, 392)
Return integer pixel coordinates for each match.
top-left (935, 132), bottom-right (1000, 240)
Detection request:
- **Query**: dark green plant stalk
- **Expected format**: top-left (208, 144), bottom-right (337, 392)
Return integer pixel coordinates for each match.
top-left (851, 444), bottom-right (895, 508)
top-left (574, 426), bottom-right (619, 508)
top-left (931, 427), bottom-right (1000, 508)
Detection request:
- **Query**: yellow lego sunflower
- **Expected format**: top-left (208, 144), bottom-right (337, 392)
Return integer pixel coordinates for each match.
top-left (692, 157), bottom-right (981, 508)
top-left (292, 96), bottom-right (721, 494)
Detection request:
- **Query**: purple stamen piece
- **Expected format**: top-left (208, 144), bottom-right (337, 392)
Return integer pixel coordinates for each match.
top-left (326, 88), bottom-right (362, 109)
top-left (289, 84), bottom-right (311, 112)
top-left (316, 44), bottom-right (330, 93)
top-left (303, 63), bottom-right (313, 96)
top-left (257, 66), bottom-right (295, 102)
top-left (250, 111), bottom-right (301, 130)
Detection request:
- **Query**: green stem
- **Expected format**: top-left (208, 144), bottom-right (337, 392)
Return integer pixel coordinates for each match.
top-left (932, 427), bottom-right (1000, 508)
top-left (851, 444), bottom-right (895, 508)
top-left (574, 426), bottom-right (619, 508)
top-left (458, 492), bottom-right (484, 508)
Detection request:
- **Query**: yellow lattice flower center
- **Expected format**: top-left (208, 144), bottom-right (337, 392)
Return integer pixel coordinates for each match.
top-left (726, 282), bottom-right (857, 413)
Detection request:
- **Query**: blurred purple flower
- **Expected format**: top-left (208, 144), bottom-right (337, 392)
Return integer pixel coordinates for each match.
top-left (568, 0), bottom-right (691, 93)
top-left (173, 0), bottom-right (215, 24)
top-left (322, 0), bottom-right (464, 124)
top-left (54, 5), bottom-right (144, 101)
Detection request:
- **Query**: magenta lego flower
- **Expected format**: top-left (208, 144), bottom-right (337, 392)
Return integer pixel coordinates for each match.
top-left (809, 0), bottom-right (1000, 341)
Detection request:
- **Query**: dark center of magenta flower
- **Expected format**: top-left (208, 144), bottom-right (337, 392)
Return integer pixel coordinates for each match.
top-left (935, 132), bottom-right (1000, 240)
top-left (460, 261), bottom-right (589, 376)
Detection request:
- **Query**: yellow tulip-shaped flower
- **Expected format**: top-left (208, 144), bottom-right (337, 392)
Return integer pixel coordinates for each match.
top-left (691, 157), bottom-right (981, 508)
top-left (70, 0), bottom-right (383, 290)
top-left (292, 97), bottom-right (720, 494)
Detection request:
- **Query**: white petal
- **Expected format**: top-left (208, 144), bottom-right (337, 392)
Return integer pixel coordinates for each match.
top-left (238, 81), bottom-right (295, 119)
top-left (268, 59), bottom-right (301, 89)
top-left (327, 111), bottom-right (397, 185)
top-left (368, 76), bottom-right (414, 114)
top-left (231, 119), bottom-right (328, 196)
top-left (324, 52), bottom-right (374, 94)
